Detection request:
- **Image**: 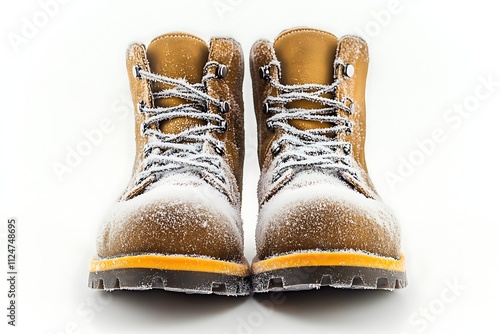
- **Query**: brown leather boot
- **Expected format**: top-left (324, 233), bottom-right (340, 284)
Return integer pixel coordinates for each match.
top-left (88, 32), bottom-right (250, 296)
top-left (250, 27), bottom-right (407, 292)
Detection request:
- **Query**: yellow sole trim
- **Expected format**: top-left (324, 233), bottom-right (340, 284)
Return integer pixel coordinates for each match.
top-left (252, 252), bottom-right (405, 275)
top-left (90, 254), bottom-right (250, 277)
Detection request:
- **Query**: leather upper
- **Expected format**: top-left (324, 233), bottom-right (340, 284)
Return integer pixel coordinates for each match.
top-left (250, 28), bottom-right (401, 260)
top-left (96, 34), bottom-right (245, 262)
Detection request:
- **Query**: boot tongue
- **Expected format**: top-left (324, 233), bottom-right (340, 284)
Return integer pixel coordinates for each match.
top-left (273, 28), bottom-right (338, 131)
top-left (146, 33), bottom-right (209, 134)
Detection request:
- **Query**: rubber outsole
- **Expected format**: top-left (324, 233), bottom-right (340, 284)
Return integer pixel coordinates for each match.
top-left (251, 252), bottom-right (407, 293)
top-left (88, 254), bottom-right (251, 296)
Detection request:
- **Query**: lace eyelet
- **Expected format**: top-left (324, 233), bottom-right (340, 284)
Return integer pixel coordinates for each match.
top-left (344, 64), bottom-right (354, 78)
top-left (342, 97), bottom-right (355, 114)
top-left (343, 143), bottom-right (352, 155)
top-left (266, 121), bottom-right (275, 132)
top-left (218, 119), bottom-right (228, 132)
top-left (220, 101), bottom-right (230, 113)
top-left (137, 100), bottom-right (145, 113)
top-left (133, 65), bottom-right (142, 79)
top-left (262, 102), bottom-right (270, 114)
top-left (259, 65), bottom-right (271, 81)
top-left (140, 123), bottom-right (146, 136)
top-left (271, 143), bottom-right (281, 155)
top-left (214, 145), bottom-right (225, 155)
top-left (216, 64), bottom-right (228, 78)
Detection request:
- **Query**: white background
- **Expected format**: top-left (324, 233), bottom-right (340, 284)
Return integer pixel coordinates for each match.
top-left (1, 0), bottom-right (499, 333)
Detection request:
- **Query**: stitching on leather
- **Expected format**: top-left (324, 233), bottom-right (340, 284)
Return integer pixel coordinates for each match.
top-left (274, 28), bottom-right (337, 43)
top-left (150, 33), bottom-right (208, 47)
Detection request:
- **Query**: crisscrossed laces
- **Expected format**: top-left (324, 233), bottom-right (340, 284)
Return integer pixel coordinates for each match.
top-left (263, 61), bottom-right (357, 183)
top-left (133, 61), bottom-right (229, 186)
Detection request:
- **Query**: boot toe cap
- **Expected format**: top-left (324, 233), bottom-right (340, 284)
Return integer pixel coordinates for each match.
top-left (97, 182), bottom-right (243, 262)
top-left (257, 182), bottom-right (401, 260)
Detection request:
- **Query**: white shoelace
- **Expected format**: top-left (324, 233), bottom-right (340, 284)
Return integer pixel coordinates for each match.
top-left (134, 62), bottom-right (229, 186)
top-left (264, 62), bottom-right (357, 183)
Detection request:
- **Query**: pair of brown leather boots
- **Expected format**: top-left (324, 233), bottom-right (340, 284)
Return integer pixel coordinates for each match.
top-left (88, 27), bottom-right (407, 296)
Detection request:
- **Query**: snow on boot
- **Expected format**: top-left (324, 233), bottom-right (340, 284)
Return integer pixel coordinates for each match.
top-left (88, 33), bottom-right (249, 296)
top-left (250, 27), bottom-right (407, 292)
